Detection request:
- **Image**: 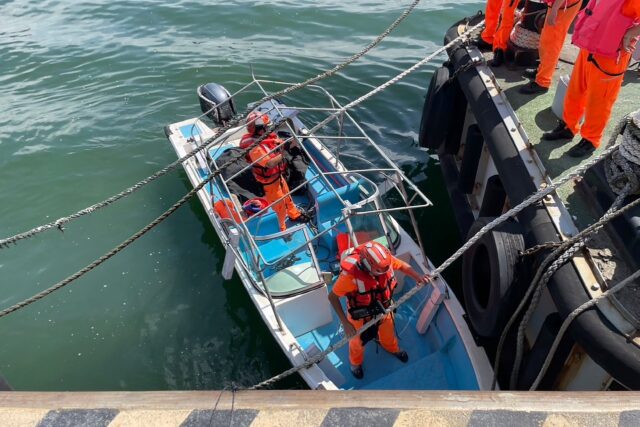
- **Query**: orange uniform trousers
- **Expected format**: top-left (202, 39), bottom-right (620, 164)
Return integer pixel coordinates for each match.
top-left (535, 1), bottom-right (581, 88)
top-left (347, 313), bottom-right (399, 366)
top-left (493, 0), bottom-right (519, 51)
top-left (481, 0), bottom-right (503, 45)
top-left (562, 49), bottom-right (632, 147)
top-left (263, 176), bottom-right (301, 231)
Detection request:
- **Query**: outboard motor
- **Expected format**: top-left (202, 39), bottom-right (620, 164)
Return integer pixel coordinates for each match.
top-left (197, 83), bottom-right (237, 126)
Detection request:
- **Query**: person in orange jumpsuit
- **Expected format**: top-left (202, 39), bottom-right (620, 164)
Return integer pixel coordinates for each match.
top-left (242, 114), bottom-right (308, 231)
top-left (543, 0), bottom-right (640, 157)
top-left (478, 0), bottom-right (503, 50)
top-left (328, 241), bottom-right (430, 379)
top-left (520, 0), bottom-right (582, 94)
top-left (490, 0), bottom-right (520, 66)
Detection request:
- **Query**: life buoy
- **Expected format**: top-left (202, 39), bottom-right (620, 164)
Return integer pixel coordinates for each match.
top-left (462, 217), bottom-right (525, 338)
top-left (419, 66), bottom-right (456, 150)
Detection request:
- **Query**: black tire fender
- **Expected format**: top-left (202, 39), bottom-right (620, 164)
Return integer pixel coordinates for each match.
top-left (462, 216), bottom-right (525, 337)
top-left (419, 66), bottom-right (455, 149)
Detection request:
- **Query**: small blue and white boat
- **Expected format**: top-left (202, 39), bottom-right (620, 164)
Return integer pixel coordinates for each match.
top-left (164, 77), bottom-right (493, 390)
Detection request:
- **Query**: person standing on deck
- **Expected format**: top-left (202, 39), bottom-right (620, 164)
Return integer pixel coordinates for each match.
top-left (520, 0), bottom-right (583, 94)
top-left (542, 0), bottom-right (640, 157)
top-left (328, 241), bottom-right (431, 379)
top-left (241, 113), bottom-right (308, 231)
top-left (489, 0), bottom-right (521, 66)
top-left (477, 0), bottom-right (503, 51)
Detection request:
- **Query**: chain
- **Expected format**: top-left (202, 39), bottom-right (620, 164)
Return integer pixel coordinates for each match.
top-left (519, 242), bottom-right (562, 258)
top-left (248, 107), bottom-right (640, 391)
top-left (447, 58), bottom-right (485, 84)
top-left (0, 0), bottom-right (424, 250)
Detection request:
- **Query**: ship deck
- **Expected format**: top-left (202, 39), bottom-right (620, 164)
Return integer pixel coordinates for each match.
top-left (480, 41), bottom-right (640, 320)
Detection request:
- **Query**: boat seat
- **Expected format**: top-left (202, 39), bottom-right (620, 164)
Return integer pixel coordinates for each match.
top-left (273, 279), bottom-right (333, 337)
top-left (315, 181), bottom-right (363, 258)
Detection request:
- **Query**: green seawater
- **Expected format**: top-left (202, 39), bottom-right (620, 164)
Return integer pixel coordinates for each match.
top-left (0, 0), bottom-right (482, 390)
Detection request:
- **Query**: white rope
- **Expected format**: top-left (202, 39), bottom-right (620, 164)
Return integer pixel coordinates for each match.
top-left (0, 0), bottom-right (425, 250)
top-left (510, 23), bottom-right (540, 50)
top-left (250, 102), bottom-right (640, 391)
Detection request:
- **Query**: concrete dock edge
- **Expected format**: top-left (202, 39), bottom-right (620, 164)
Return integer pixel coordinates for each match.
top-left (0, 391), bottom-right (638, 426)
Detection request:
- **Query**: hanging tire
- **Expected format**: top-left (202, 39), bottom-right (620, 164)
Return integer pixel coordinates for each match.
top-left (462, 216), bottom-right (525, 338)
top-left (419, 66), bottom-right (455, 149)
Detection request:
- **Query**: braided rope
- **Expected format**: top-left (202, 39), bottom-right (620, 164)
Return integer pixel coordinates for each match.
top-left (510, 23), bottom-right (540, 50)
top-left (529, 267), bottom-right (640, 390)
top-left (0, 0), bottom-right (423, 250)
top-left (491, 113), bottom-right (640, 390)
top-left (605, 116), bottom-right (640, 195)
top-left (508, 188), bottom-right (629, 389)
top-left (0, 22), bottom-right (483, 323)
top-left (249, 103), bottom-right (640, 392)
top-left (0, 171), bottom-right (218, 319)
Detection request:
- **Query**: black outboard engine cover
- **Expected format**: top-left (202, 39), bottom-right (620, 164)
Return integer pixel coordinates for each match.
top-left (198, 83), bottom-right (237, 125)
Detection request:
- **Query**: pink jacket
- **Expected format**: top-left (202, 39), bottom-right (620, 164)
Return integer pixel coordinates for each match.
top-left (572, 0), bottom-right (636, 58)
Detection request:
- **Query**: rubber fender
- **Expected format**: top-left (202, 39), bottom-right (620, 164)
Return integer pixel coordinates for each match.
top-left (457, 124), bottom-right (484, 194)
top-left (462, 216), bottom-right (525, 337)
top-left (419, 66), bottom-right (455, 149)
top-left (516, 313), bottom-right (574, 390)
top-left (441, 78), bottom-right (467, 155)
top-left (479, 175), bottom-right (507, 217)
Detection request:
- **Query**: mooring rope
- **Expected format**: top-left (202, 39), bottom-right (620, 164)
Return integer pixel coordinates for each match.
top-left (249, 111), bottom-right (638, 391)
top-left (0, 22), bottom-right (484, 322)
top-left (0, 0), bottom-right (424, 250)
top-left (489, 112), bottom-right (640, 390)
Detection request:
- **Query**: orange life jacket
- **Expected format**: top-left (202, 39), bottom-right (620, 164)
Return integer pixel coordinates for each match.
top-left (340, 252), bottom-right (397, 320)
top-left (240, 132), bottom-right (287, 184)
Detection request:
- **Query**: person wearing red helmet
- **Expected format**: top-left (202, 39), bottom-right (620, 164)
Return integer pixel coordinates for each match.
top-left (240, 112), bottom-right (308, 231)
top-left (328, 241), bottom-right (431, 379)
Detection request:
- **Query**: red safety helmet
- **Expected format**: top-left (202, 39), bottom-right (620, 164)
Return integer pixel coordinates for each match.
top-left (246, 112), bottom-right (270, 135)
top-left (358, 241), bottom-right (392, 275)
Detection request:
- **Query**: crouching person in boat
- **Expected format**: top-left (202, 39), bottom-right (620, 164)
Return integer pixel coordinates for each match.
top-left (328, 241), bottom-right (431, 379)
top-left (241, 113), bottom-right (309, 232)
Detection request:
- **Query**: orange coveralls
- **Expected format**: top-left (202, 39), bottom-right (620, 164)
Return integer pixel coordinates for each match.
top-left (493, 0), bottom-right (520, 51)
top-left (535, 0), bottom-right (582, 88)
top-left (213, 199), bottom-right (243, 223)
top-left (562, 0), bottom-right (640, 147)
top-left (481, 0), bottom-right (503, 45)
top-left (332, 257), bottom-right (407, 366)
top-left (249, 144), bottom-right (301, 231)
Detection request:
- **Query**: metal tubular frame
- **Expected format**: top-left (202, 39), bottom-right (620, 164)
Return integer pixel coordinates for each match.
top-left (195, 76), bottom-right (435, 329)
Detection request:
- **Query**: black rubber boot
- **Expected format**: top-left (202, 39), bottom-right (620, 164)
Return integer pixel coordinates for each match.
top-left (394, 350), bottom-right (409, 363)
top-left (490, 49), bottom-right (505, 67)
top-left (523, 67), bottom-right (538, 79)
top-left (474, 38), bottom-right (493, 52)
top-left (351, 365), bottom-right (364, 379)
top-left (542, 121), bottom-right (573, 141)
top-left (519, 81), bottom-right (549, 95)
top-left (567, 138), bottom-right (596, 158)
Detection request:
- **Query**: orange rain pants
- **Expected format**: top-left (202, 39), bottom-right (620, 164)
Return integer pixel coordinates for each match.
top-left (348, 313), bottom-right (399, 366)
top-left (562, 49), bottom-right (632, 148)
top-left (481, 0), bottom-right (503, 45)
top-left (535, 1), bottom-right (581, 88)
top-left (263, 176), bottom-right (301, 231)
top-left (493, 0), bottom-right (519, 51)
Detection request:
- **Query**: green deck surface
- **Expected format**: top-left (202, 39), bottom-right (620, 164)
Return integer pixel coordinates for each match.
top-left (487, 44), bottom-right (640, 227)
